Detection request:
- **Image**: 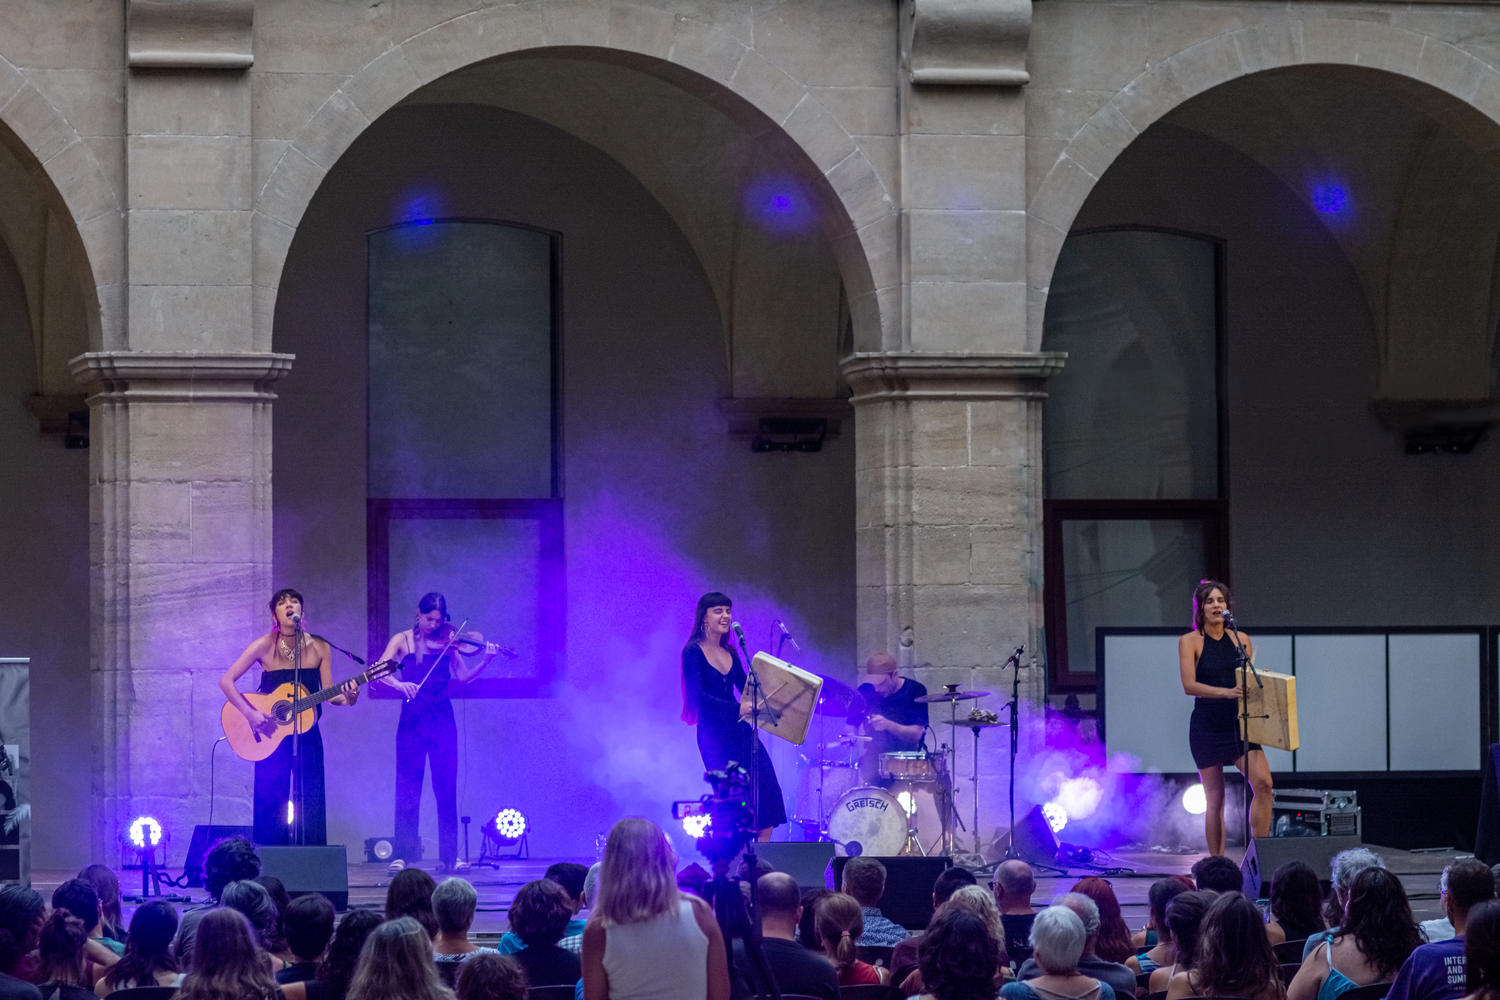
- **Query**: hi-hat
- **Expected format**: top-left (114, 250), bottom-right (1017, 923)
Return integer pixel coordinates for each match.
top-left (916, 690), bottom-right (990, 704)
top-left (946, 719), bottom-right (1009, 728)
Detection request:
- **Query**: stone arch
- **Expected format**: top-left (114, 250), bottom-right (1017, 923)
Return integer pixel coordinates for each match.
top-left (251, 3), bottom-right (892, 352)
top-left (1027, 17), bottom-right (1500, 347)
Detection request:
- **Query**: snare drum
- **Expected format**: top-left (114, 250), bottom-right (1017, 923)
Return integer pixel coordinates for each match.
top-left (879, 750), bottom-right (944, 782)
top-left (826, 785), bottom-right (908, 856)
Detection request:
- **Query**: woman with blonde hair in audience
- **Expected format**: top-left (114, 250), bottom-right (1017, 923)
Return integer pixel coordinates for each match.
top-left (581, 817), bottom-right (728, 1000)
top-left (813, 892), bottom-right (890, 986)
top-left (345, 917), bottom-right (453, 1000)
top-left (900, 885), bottom-right (1010, 994)
top-left (1000, 905), bottom-right (1115, 1000)
top-left (1287, 867), bottom-right (1420, 1000)
top-left (177, 907), bottom-right (280, 1000)
top-left (1168, 892), bottom-right (1282, 1000)
top-left (95, 899), bottom-right (181, 993)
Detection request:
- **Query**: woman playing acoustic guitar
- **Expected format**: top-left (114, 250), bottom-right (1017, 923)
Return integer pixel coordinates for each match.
top-left (219, 588), bottom-right (359, 846)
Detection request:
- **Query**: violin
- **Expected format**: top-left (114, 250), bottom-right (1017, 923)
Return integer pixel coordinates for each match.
top-left (429, 624), bottom-right (519, 660)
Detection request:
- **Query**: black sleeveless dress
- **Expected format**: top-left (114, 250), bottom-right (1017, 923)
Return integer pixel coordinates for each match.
top-left (254, 662), bottom-right (326, 845)
top-left (1188, 630), bottom-right (1260, 768)
top-left (681, 644), bottom-right (788, 829)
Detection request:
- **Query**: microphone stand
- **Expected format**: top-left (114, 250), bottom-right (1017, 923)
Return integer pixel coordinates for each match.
top-left (291, 617), bottom-right (304, 845)
top-left (730, 625), bottom-right (781, 1000)
top-left (1225, 614), bottom-right (1263, 849)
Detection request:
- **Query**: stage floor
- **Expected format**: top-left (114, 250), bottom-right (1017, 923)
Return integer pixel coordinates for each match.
top-left (34, 842), bottom-right (1466, 938)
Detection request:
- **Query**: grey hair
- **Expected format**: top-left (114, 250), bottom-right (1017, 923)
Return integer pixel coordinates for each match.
top-left (1331, 848), bottom-right (1385, 895)
top-left (582, 862), bottom-right (602, 907)
top-left (944, 884), bottom-right (1004, 943)
top-left (1031, 905), bottom-right (1087, 974)
top-left (1058, 891), bottom-right (1101, 936)
top-left (431, 877), bottom-right (478, 934)
top-left (220, 880), bottom-right (277, 950)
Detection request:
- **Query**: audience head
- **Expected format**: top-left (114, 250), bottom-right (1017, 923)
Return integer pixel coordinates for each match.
top-left (1445, 858), bottom-right (1498, 927)
top-left (1466, 900), bottom-right (1500, 1000)
top-left (254, 875), bottom-right (292, 950)
top-left (509, 879), bottom-right (573, 948)
top-left (1070, 877), bottom-right (1131, 963)
top-left (1057, 892), bottom-right (1101, 944)
top-left (1165, 890), bottom-right (1216, 968)
top-left (545, 862), bottom-right (588, 912)
top-left (1030, 905), bottom-right (1087, 975)
top-left (993, 860), bottom-right (1036, 908)
top-left (455, 952), bottom-right (529, 1000)
top-left (182, 907), bottom-right (280, 1000)
top-left (1195, 891), bottom-right (1278, 1000)
top-left (36, 909), bottom-right (89, 987)
top-left (77, 864), bottom-right (123, 935)
top-left (1191, 855), bottom-right (1244, 894)
top-left (596, 817), bottom-right (680, 926)
top-left (757, 872), bottom-right (802, 927)
top-left (1340, 866), bottom-right (1420, 978)
top-left (842, 856), bottom-right (888, 907)
top-left (284, 892), bottom-right (336, 962)
top-left (317, 907), bottom-right (382, 994)
top-left (50, 878), bottom-right (100, 935)
top-left (934, 866), bottom-right (978, 906)
top-left (221, 878), bottom-right (280, 952)
top-left (346, 915), bottom-right (448, 1000)
top-left (433, 877), bottom-right (480, 937)
top-left (0, 885), bottom-right (43, 975)
top-left (798, 888), bottom-right (835, 949)
top-left (1268, 861), bottom-right (1323, 935)
top-left (943, 884), bottom-right (1006, 954)
top-left (102, 899), bottom-right (179, 991)
top-left (386, 866), bottom-right (440, 937)
top-left (813, 892), bottom-right (865, 970)
top-left (1147, 876), bottom-right (1194, 937)
top-left (203, 836), bottom-right (261, 901)
top-left (581, 862), bottom-right (602, 909)
top-left (1330, 847), bottom-right (1385, 904)
top-left (918, 908), bottom-right (1001, 1000)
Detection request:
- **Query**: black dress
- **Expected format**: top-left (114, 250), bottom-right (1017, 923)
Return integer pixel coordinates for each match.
top-left (255, 663), bottom-right (326, 845)
top-left (1188, 630), bottom-right (1260, 768)
top-left (681, 643), bottom-right (788, 829)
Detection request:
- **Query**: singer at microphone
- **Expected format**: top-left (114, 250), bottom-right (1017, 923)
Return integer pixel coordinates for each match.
top-left (1179, 578), bottom-right (1272, 857)
top-left (678, 591), bottom-right (787, 840)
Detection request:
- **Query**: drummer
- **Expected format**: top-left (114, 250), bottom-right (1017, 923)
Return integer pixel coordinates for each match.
top-left (848, 651), bottom-right (929, 780)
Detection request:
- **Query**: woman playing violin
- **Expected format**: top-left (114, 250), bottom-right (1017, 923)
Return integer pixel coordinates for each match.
top-left (375, 591), bottom-right (504, 873)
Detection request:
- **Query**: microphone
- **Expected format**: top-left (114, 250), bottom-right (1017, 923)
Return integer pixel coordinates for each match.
top-left (290, 612), bottom-right (301, 626)
top-left (1220, 610), bottom-right (1236, 627)
top-left (731, 621), bottom-right (747, 645)
top-left (775, 619), bottom-right (802, 653)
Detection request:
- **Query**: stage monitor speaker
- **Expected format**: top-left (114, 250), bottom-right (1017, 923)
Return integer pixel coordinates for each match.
top-left (757, 842), bottom-right (837, 890)
top-left (182, 824), bottom-right (254, 887)
top-left (259, 845), bottom-right (350, 911)
top-left (829, 855), bottom-right (951, 930)
top-left (1012, 805), bottom-right (1060, 864)
top-left (1241, 834), bottom-right (1361, 900)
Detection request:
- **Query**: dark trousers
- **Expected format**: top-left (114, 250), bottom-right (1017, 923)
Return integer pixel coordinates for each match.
top-left (254, 724), bottom-right (326, 845)
top-left (394, 700), bottom-right (457, 866)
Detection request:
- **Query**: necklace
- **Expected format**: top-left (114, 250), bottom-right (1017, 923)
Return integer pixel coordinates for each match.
top-left (277, 631), bottom-right (304, 660)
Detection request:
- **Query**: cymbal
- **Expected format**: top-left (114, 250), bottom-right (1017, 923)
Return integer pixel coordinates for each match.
top-left (916, 690), bottom-right (990, 703)
top-left (947, 719), bottom-right (1009, 728)
top-left (814, 675), bottom-right (863, 717)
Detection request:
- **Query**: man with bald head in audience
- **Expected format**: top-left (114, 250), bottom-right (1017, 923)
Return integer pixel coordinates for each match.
top-left (733, 872), bottom-right (839, 1000)
top-left (994, 859), bottom-right (1038, 966)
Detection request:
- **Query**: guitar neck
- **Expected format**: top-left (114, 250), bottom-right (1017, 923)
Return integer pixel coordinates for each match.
top-left (290, 666), bottom-right (380, 713)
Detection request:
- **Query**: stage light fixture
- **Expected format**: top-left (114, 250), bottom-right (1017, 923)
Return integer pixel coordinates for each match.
top-left (479, 807), bottom-right (529, 861)
top-left (364, 836), bottom-right (396, 863)
top-left (1181, 783), bottom-right (1207, 815)
top-left (122, 815), bottom-right (179, 901)
top-left (128, 816), bottom-right (162, 849)
top-left (896, 790), bottom-right (917, 816)
top-left (1041, 802), bottom-right (1068, 833)
top-left (681, 814), bottom-right (712, 839)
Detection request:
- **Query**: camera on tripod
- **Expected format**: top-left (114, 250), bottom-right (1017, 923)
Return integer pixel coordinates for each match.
top-left (671, 763), bottom-right (757, 864)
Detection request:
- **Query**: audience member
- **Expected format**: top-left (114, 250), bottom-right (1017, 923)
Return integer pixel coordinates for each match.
top-left (915, 908), bottom-right (1003, 1000)
top-left (798, 889), bottom-right (836, 951)
top-left (1147, 890), bottom-right (1215, 995)
top-left (893, 867), bottom-right (978, 983)
top-left (1128, 877), bottom-right (1192, 976)
top-left (1463, 900), bottom-right (1500, 1000)
top-left (74, 867), bottom-right (124, 951)
top-left (580, 816), bottom-right (729, 1000)
top-left (558, 863), bottom-right (603, 955)
top-left (507, 880), bottom-right (579, 988)
top-left (433, 877), bottom-right (498, 983)
top-left (1267, 861), bottom-right (1326, 945)
top-left (1017, 892), bottom-right (1135, 999)
top-left (994, 860), bottom-right (1039, 967)
top-left (1192, 856), bottom-right (1245, 894)
top-left (1071, 878), bottom-right (1133, 964)
top-left (1288, 867), bottom-right (1420, 1000)
top-left (546, 863), bottom-right (591, 941)
top-left (220, 880), bottom-right (283, 970)
top-left (1169, 891), bottom-right (1282, 1000)
top-left (49, 880), bottom-right (115, 984)
top-left (178, 907), bottom-right (280, 1000)
top-left (277, 893), bottom-right (336, 984)
top-left (1001, 906), bottom-right (1115, 1000)
top-left (34, 910), bottom-right (95, 1000)
top-left (387, 867), bottom-right (440, 939)
top-left (253, 876), bottom-right (293, 963)
top-left (281, 908), bottom-right (382, 1000)
top-left (0, 886), bottom-right (43, 1000)
top-left (734, 872), bottom-right (837, 1000)
top-left (1387, 859), bottom-right (1497, 1000)
top-left (842, 856), bottom-right (910, 946)
top-left (202, 837), bottom-right (261, 902)
top-left (95, 899), bottom-right (180, 993)
top-left (812, 892), bottom-right (890, 986)
top-left (345, 916), bottom-right (453, 1000)
top-left (454, 953), bottom-right (528, 1000)
top-left (901, 885), bottom-right (1010, 995)
top-left (1304, 848), bottom-right (1388, 961)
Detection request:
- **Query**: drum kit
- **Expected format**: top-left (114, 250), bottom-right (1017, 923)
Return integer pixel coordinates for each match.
top-left (795, 678), bottom-right (1008, 858)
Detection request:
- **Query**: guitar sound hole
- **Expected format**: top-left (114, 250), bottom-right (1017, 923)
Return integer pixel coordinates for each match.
top-left (271, 702), bottom-right (293, 725)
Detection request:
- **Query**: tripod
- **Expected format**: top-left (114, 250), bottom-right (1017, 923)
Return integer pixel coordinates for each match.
top-left (702, 846), bottom-right (781, 1000)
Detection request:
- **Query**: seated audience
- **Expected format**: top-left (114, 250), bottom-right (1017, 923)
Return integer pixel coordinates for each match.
top-left (562, 863), bottom-right (602, 954)
top-left (345, 917), bottom-right (453, 1000)
top-left (95, 899), bottom-right (181, 993)
top-left (1304, 848), bottom-right (1388, 961)
top-left (1288, 867), bottom-right (1420, 1000)
top-left (1071, 878), bottom-right (1133, 964)
top-left (386, 868), bottom-right (440, 939)
top-left (914, 908), bottom-right (1003, 1000)
top-left (253, 876), bottom-right (294, 966)
top-left (455, 953), bottom-right (528, 1000)
top-left (994, 860), bottom-right (1039, 967)
top-left (1128, 877), bottom-right (1192, 976)
top-left (0, 885), bottom-right (42, 1000)
top-left (1147, 890), bottom-right (1215, 995)
top-left (49, 880), bottom-right (115, 984)
top-left (203, 837), bottom-right (261, 902)
top-left (1001, 905), bottom-right (1115, 1000)
top-left (1387, 859), bottom-right (1497, 1000)
top-left (178, 907), bottom-right (280, 1000)
top-left (1018, 893), bottom-right (1136, 999)
top-left (280, 908), bottom-right (382, 1000)
top-left (842, 856), bottom-right (910, 946)
top-left (546, 863), bottom-right (591, 942)
top-left (1463, 900), bottom-right (1500, 1000)
top-left (1192, 856), bottom-right (1246, 895)
top-left (277, 893), bottom-right (336, 984)
top-left (506, 880), bottom-right (579, 988)
top-left (798, 889), bottom-right (835, 951)
top-left (734, 872), bottom-right (837, 1000)
top-left (902, 885), bottom-right (1010, 995)
top-left (1167, 891), bottom-right (1282, 1000)
top-left (580, 816), bottom-right (729, 1000)
top-left (433, 877), bottom-right (498, 982)
top-left (34, 910), bottom-right (95, 1000)
top-left (812, 893), bottom-right (890, 986)
top-left (74, 868), bottom-right (124, 953)
top-left (893, 867), bottom-right (978, 984)
top-left (1267, 861), bottom-right (1326, 946)
top-left (221, 880), bottom-right (284, 972)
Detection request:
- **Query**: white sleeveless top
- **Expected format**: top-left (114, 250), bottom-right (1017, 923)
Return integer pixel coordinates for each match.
top-left (603, 898), bottom-right (709, 1000)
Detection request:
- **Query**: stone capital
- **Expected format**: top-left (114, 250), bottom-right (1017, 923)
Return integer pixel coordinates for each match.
top-left (68, 351), bottom-right (294, 402)
top-left (127, 0), bottom-right (254, 70)
top-left (839, 351), bottom-right (1065, 403)
top-left (904, 0), bottom-right (1032, 87)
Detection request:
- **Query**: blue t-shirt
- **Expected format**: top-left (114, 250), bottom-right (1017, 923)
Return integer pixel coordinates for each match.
top-left (1386, 937), bottom-right (1466, 1000)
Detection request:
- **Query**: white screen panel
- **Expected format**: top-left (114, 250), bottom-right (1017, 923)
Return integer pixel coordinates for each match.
top-left (1249, 634), bottom-right (1295, 773)
top-left (1293, 635), bottom-right (1387, 771)
top-left (1389, 633), bottom-right (1480, 770)
top-left (1101, 634), bottom-right (1196, 772)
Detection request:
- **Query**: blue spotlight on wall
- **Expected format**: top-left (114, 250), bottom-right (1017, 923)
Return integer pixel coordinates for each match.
top-left (744, 175), bottom-right (815, 236)
top-left (1311, 184), bottom-right (1347, 213)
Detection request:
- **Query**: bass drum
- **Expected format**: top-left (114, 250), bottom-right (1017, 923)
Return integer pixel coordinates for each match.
top-left (826, 785), bottom-right (907, 857)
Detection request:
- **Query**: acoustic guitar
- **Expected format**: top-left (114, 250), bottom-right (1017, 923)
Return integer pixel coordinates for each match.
top-left (221, 660), bottom-right (400, 761)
